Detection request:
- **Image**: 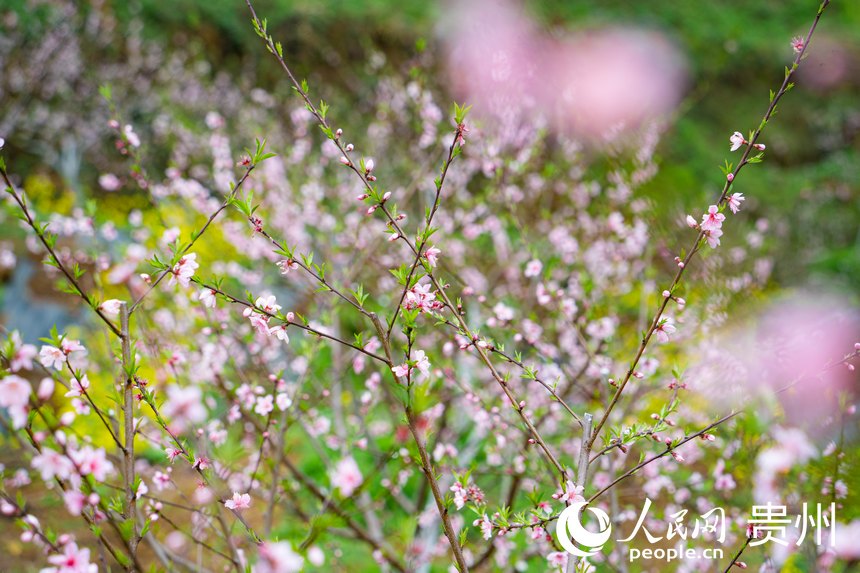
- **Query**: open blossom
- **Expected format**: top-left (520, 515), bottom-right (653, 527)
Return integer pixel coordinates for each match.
top-left (524, 259), bottom-right (543, 278)
top-left (224, 491), bottom-right (252, 511)
top-left (277, 259), bottom-right (298, 274)
top-left (32, 448), bottom-right (75, 481)
top-left (98, 299), bottom-right (123, 316)
top-left (547, 552), bottom-right (568, 568)
top-left (9, 331), bottom-right (37, 372)
top-left (69, 445), bottom-right (115, 481)
top-left (0, 375), bottom-right (31, 408)
top-left (791, 36), bottom-right (805, 53)
top-left (700, 205), bottom-right (725, 232)
top-left (403, 282), bottom-right (443, 313)
top-left (254, 394), bottom-right (275, 416)
top-left (65, 375), bottom-right (90, 398)
top-left (331, 457), bottom-right (362, 497)
top-left (414, 350), bottom-right (431, 379)
top-left (168, 253), bottom-right (199, 287)
top-left (165, 447), bottom-right (184, 463)
top-left (123, 124), bottom-right (141, 148)
top-left (654, 316), bottom-right (677, 343)
top-left (729, 131), bottom-right (746, 151)
top-left (704, 227), bottom-right (723, 248)
top-left (254, 541), bottom-right (304, 573)
top-left (43, 542), bottom-right (97, 573)
top-left (268, 324), bottom-right (290, 343)
top-left (392, 350), bottom-right (431, 381)
top-left (727, 192), bottom-right (745, 214)
top-left (199, 288), bottom-right (217, 308)
top-left (40, 345), bottom-right (66, 370)
top-left (473, 514), bottom-right (493, 540)
top-left (423, 246), bottom-right (441, 267)
top-left (553, 480), bottom-right (585, 504)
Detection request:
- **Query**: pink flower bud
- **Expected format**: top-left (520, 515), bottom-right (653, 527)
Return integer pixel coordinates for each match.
top-left (686, 215), bottom-right (697, 228)
top-left (387, 234), bottom-right (400, 242)
top-left (339, 156), bottom-right (351, 166)
top-left (335, 128), bottom-right (343, 138)
top-left (662, 290), bottom-right (671, 298)
top-left (345, 143), bottom-right (354, 152)
top-left (726, 173), bottom-right (734, 182)
top-left (365, 159), bottom-right (375, 173)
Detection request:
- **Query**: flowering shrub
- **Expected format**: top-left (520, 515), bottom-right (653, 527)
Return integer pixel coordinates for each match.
top-left (0, 0), bottom-right (858, 572)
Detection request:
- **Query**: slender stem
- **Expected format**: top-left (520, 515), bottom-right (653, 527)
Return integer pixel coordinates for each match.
top-left (120, 302), bottom-right (139, 568)
top-left (586, 0), bottom-right (831, 451)
top-left (723, 538), bottom-right (751, 572)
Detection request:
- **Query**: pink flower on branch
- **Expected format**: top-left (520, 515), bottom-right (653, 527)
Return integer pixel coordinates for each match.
top-left (727, 192), bottom-right (745, 214)
top-left (224, 492), bottom-right (251, 511)
top-left (168, 253), bottom-right (199, 288)
top-left (700, 205), bottom-right (725, 232)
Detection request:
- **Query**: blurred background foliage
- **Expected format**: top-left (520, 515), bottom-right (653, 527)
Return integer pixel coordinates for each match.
top-left (2, 0), bottom-right (858, 297)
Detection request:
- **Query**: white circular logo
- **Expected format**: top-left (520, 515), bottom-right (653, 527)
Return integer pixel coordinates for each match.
top-left (555, 502), bottom-right (613, 557)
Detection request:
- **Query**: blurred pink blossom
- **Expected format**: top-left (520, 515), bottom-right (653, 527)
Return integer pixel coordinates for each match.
top-left (442, 0), bottom-right (687, 140)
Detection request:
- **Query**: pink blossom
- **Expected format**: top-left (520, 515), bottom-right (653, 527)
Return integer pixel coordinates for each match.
top-left (654, 316), bottom-right (677, 343)
top-left (63, 490), bottom-right (87, 516)
top-left (199, 288), bottom-right (216, 308)
top-left (153, 470), bottom-right (172, 490)
top-left (44, 542), bottom-right (97, 573)
top-left (423, 246), bottom-right (441, 267)
top-left (547, 552), bottom-right (568, 568)
top-left (268, 324), bottom-right (290, 343)
top-left (254, 541), bottom-right (304, 573)
top-left (704, 228), bottom-right (723, 249)
top-left (473, 514), bottom-right (493, 540)
top-left (69, 445), bottom-right (115, 481)
top-left (224, 491), bottom-right (252, 511)
top-left (392, 363), bottom-right (410, 378)
top-left (276, 393), bottom-right (292, 411)
top-left (277, 259), bottom-right (298, 274)
top-left (193, 456), bottom-right (211, 471)
top-left (524, 259), bottom-right (543, 278)
top-left (9, 331), bottom-right (37, 372)
top-left (791, 36), bottom-right (805, 54)
top-left (40, 345), bottom-right (66, 370)
top-left (331, 457), bottom-right (362, 497)
top-left (413, 350), bottom-right (431, 380)
top-left (65, 375), bottom-right (90, 398)
top-left (0, 375), bottom-right (31, 408)
top-left (730, 131), bottom-right (746, 152)
top-left (123, 124), bottom-right (140, 148)
top-left (60, 339), bottom-right (86, 355)
top-left (553, 480), bottom-right (585, 504)
top-left (98, 299), bottom-right (123, 316)
top-left (37, 378), bottom-right (55, 401)
top-left (685, 215), bottom-right (698, 229)
top-left (727, 192), bottom-right (745, 214)
top-left (165, 447), bottom-right (184, 463)
top-left (700, 205), bottom-right (725, 232)
top-left (403, 282), bottom-right (443, 313)
top-left (162, 385), bottom-right (206, 432)
top-left (31, 448), bottom-right (74, 481)
top-left (168, 253), bottom-right (199, 288)
top-left (254, 395), bottom-right (275, 416)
